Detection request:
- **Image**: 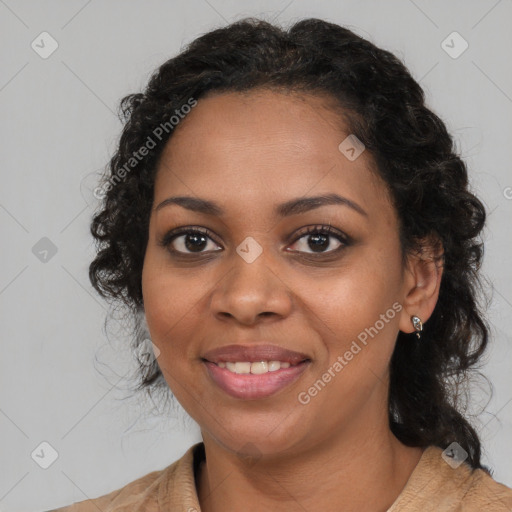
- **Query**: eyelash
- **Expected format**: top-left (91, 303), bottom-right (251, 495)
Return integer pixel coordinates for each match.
top-left (158, 224), bottom-right (350, 258)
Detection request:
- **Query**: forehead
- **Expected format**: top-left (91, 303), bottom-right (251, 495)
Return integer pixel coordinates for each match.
top-left (153, 89), bottom-right (391, 221)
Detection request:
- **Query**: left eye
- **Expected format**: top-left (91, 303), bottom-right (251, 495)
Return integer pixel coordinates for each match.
top-left (288, 225), bottom-right (347, 254)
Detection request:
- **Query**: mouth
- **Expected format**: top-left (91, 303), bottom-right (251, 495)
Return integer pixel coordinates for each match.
top-left (201, 343), bottom-right (312, 399)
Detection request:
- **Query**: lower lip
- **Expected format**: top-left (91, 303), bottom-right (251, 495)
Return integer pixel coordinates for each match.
top-left (203, 360), bottom-right (310, 400)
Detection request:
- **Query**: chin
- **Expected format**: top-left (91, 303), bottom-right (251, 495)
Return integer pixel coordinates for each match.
top-left (202, 413), bottom-right (307, 458)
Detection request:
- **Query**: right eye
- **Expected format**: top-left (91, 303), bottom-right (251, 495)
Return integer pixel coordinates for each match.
top-left (159, 227), bottom-right (222, 255)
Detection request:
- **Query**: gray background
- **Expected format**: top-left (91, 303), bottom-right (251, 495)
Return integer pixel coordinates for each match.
top-left (1, 1), bottom-right (511, 510)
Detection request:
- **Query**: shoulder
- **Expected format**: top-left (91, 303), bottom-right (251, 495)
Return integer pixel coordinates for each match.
top-left (460, 465), bottom-right (512, 510)
top-left (389, 445), bottom-right (512, 511)
top-left (46, 442), bottom-right (202, 512)
top-left (47, 467), bottom-right (168, 512)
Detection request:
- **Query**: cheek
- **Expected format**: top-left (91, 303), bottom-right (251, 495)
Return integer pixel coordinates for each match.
top-left (141, 269), bottom-right (201, 404)
top-left (294, 256), bottom-right (403, 392)
top-left (297, 271), bottom-right (401, 415)
top-left (142, 257), bottom-right (185, 349)
top-left (141, 254), bottom-right (214, 366)
top-left (299, 254), bottom-right (401, 335)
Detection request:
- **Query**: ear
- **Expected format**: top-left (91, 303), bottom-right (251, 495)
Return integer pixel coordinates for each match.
top-left (398, 235), bottom-right (444, 335)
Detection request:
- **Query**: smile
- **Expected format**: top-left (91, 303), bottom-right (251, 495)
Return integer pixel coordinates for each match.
top-left (217, 360), bottom-right (298, 373)
top-left (203, 359), bottom-right (311, 400)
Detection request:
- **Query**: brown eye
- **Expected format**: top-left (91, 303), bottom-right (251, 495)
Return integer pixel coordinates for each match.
top-left (288, 225), bottom-right (349, 255)
top-left (159, 227), bottom-right (221, 255)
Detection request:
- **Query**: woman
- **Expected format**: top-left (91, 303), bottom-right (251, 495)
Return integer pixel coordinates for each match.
top-left (51, 17), bottom-right (512, 512)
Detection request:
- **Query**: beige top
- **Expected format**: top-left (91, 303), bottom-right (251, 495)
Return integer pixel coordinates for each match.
top-left (49, 442), bottom-right (512, 511)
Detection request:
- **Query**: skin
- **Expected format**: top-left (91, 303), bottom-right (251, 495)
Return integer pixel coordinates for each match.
top-left (141, 89), bottom-right (444, 512)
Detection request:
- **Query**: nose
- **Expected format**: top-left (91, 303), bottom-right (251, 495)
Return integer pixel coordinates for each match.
top-left (210, 248), bottom-right (293, 326)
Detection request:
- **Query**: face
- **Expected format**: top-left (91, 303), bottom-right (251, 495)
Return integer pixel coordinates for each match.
top-left (141, 89), bottom-right (415, 458)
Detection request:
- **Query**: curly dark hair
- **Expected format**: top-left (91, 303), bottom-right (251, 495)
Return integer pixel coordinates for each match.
top-left (89, 17), bottom-right (492, 469)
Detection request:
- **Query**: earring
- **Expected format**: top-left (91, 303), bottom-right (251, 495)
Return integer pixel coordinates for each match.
top-left (411, 315), bottom-right (423, 340)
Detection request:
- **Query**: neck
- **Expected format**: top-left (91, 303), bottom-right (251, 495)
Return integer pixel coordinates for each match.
top-left (197, 421), bottom-right (423, 512)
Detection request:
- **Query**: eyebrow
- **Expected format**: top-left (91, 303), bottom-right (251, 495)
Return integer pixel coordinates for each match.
top-left (154, 193), bottom-right (368, 218)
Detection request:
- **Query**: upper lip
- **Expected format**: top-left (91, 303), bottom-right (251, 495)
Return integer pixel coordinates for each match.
top-left (202, 344), bottom-right (311, 365)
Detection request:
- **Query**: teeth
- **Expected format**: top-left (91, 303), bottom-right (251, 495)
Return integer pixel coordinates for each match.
top-left (218, 360), bottom-right (293, 374)
top-left (269, 361), bottom-right (289, 371)
top-left (249, 361), bottom-right (267, 374)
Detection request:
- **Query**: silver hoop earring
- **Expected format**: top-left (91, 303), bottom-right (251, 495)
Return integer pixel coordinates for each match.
top-left (411, 315), bottom-right (423, 340)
